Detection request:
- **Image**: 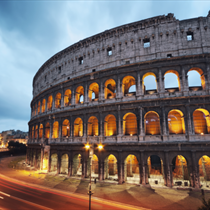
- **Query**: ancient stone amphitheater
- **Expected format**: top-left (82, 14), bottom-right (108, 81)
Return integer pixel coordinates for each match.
top-left (27, 12), bottom-right (210, 188)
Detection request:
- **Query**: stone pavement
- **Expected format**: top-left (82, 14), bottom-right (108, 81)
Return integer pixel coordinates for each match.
top-left (0, 155), bottom-right (209, 210)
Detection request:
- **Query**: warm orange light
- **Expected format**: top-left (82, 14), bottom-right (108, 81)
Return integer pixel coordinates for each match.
top-left (130, 133), bottom-right (133, 136)
top-left (85, 144), bottom-right (90, 150)
top-left (201, 133), bottom-right (204, 135)
top-left (98, 144), bottom-right (103, 150)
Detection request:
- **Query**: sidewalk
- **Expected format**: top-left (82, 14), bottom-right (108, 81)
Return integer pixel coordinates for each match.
top-left (0, 155), bottom-right (209, 210)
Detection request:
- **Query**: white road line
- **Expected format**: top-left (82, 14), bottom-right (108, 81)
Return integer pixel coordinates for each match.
top-left (0, 196), bottom-right (4, 199)
top-left (0, 191), bottom-right (10, 197)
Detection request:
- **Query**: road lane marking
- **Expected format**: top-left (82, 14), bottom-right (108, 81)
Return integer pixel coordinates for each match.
top-left (0, 196), bottom-right (4, 199)
top-left (0, 191), bottom-right (10, 197)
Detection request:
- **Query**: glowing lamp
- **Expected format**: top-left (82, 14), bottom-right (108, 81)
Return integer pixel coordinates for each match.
top-left (130, 134), bottom-right (133, 136)
top-left (201, 133), bottom-right (204, 135)
top-left (85, 144), bottom-right (90, 150)
top-left (67, 126), bottom-right (69, 129)
top-left (98, 144), bottom-right (103, 150)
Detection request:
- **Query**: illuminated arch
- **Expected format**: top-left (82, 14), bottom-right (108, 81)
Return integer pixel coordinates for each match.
top-left (92, 154), bottom-right (99, 176)
top-left (88, 116), bottom-right (98, 136)
top-left (61, 154), bottom-right (69, 174)
top-left (168, 109), bottom-right (185, 134)
top-left (74, 118), bottom-right (83, 137)
top-left (45, 122), bottom-right (50, 138)
top-left (47, 95), bottom-right (53, 111)
top-left (35, 125), bottom-right (38, 138)
top-left (147, 155), bottom-right (163, 176)
top-left (164, 70), bottom-right (181, 91)
top-left (42, 99), bottom-right (46, 112)
top-left (50, 153), bottom-right (58, 172)
top-left (55, 92), bottom-right (61, 108)
top-left (64, 89), bottom-right (71, 106)
top-left (52, 121), bottom-right (59, 138)
top-left (104, 79), bottom-right (116, 99)
top-left (89, 83), bottom-right (99, 102)
top-left (144, 111), bottom-right (160, 135)
top-left (32, 126), bottom-right (34, 139)
top-left (37, 101), bottom-right (41, 114)
top-left (193, 108), bottom-right (210, 134)
top-left (104, 154), bottom-right (118, 180)
top-left (75, 86), bottom-right (84, 104)
top-left (123, 113), bottom-right (137, 135)
top-left (188, 67), bottom-right (205, 90)
top-left (199, 155), bottom-right (210, 182)
top-left (73, 154), bottom-right (82, 175)
top-left (122, 76), bottom-right (136, 96)
top-left (39, 124), bottom-right (43, 138)
top-left (62, 119), bottom-right (70, 137)
top-left (142, 72), bottom-right (157, 94)
top-left (104, 114), bottom-right (117, 136)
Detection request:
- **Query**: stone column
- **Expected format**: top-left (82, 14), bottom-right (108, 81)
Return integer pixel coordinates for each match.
top-left (57, 152), bottom-right (61, 175)
top-left (61, 87), bottom-right (64, 108)
top-left (117, 105), bottom-right (122, 142)
top-left (164, 151), bottom-right (173, 187)
top-left (139, 107), bottom-right (144, 141)
top-left (118, 151), bottom-right (124, 184)
top-left (49, 120), bottom-right (53, 143)
top-left (158, 68), bottom-right (165, 94)
top-left (45, 97), bottom-right (47, 112)
top-left (82, 156), bottom-right (88, 178)
top-left (68, 155), bottom-right (73, 177)
top-left (191, 151), bottom-right (200, 188)
top-left (40, 147), bottom-right (44, 170)
top-left (48, 150), bottom-right (51, 172)
top-left (83, 114), bottom-right (87, 139)
top-left (59, 119), bottom-right (62, 141)
top-left (205, 63), bottom-right (210, 93)
top-left (140, 151), bottom-right (147, 185)
top-left (181, 66), bottom-right (189, 94)
top-left (72, 89), bottom-right (75, 105)
top-left (84, 82), bottom-right (88, 104)
top-left (161, 106), bottom-right (168, 140)
top-left (52, 93), bottom-right (55, 110)
top-left (99, 80), bottom-right (104, 101)
top-left (116, 76), bottom-right (121, 99)
top-left (186, 105), bottom-right (194, 137)
top-left (136, 71), bottom-right (142, 96)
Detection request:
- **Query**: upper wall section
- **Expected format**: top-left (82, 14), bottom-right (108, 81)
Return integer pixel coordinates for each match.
top-left (32, 12), bottom-right (210, 98)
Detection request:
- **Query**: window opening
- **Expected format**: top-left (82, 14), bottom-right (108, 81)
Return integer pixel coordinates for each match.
top-left (92, 92), bottom-right (95, 100)
top-left (79, 57), bottom-right (83, 65)
top-left (167, 54), bottom-right (172, 58)
top-left (187, 31), bottom-right (193, 41)
top-left (79, 95), bottom-right (84, 103)
top-left (45, 75), bottom-right (47, 82)
top-left (107, 47), bottom-right (112, 56)
top-left (143, 38), bottom-right (150, 48)
top-left (58, 66), bottom-right (61, 74)
top-left (92, 69), bottom-right (96, 72)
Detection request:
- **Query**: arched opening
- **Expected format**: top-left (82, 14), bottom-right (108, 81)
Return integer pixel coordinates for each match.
top-left (42, 99), bottom-right (46, 112)
top-left (73, 154), bottom-right (82, 176)
top-left (61, 154), bottom-right (69, 174)
top-left (172, 155), bottom-right (189, 187)
top-left (32, 126), bottom-right (34, 139)
top-left (199, 155), bottom-right (210, 188)
top-left (35, 125), bottom-right (38, 139)
top-left (123, 113), bottom-right (137, 135)
top-left (74, 118), bottom-right (83, 137)
top-left (39, 124), bottom-right (43, 139)
top-left (148, 155), bottom-right (164, 186)
top-left (45, 122), bottom-right (50, 139)
top-left (50, 153), bottom-right (58, 172)
top-left (38, 101), bottom-right (41, 114)
top-left (43, 152), bottom-right (48, 170)
top-left (122, 76), bottom-right (136, 96)
top-left (75, 86), bottom-right (84, 104)
top-left (47, 95), bottom-right (53, 111)
top-left (88, 116), bottom-right (98, 136)
top-left (55, 93), bottom-right (61, 109)
top-left (37, 153), bottom-right (41, 169)
top-left (193, 109), bottom-right (210, 134)
top-left (164, 70), bottom-right (180, 92)
top-left (64, 89), bottom-right (71, 106)
top-left (104, 115), bottom-right (117, 136)
top-left (128, 85), bottom-right (136, 93)
top-left (62, 119), bottom-right (70, 137)
top-left (104, 79), bottom-right (116, 99)
top-left (88, 154), bottom-right (99, 178)
top-left (52, 121), bottom-right (59, 138)
top-left (168, 110), bottom-right (185, 134)
top-left (89, 83), bottom-right (99, 102)
top-left (144, 111), bottom-right (160, 135)
top-left (142, 73), bottom-right (157, 95)
top-left (104, 154), bottom-right (118, 181)
top-left (124, 155), bottom-right (139, 184)
top-left (188, 68), bottom-right (205, 90)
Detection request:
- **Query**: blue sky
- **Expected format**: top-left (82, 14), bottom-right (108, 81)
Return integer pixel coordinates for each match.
top-left (0, 0), bottom-right (209, 132)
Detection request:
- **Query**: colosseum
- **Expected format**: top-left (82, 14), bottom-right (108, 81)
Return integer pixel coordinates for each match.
top-left (27, 12), bottom-right (210, 189)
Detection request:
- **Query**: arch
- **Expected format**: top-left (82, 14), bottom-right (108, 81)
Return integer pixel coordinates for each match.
top-left (62, 119), bottom-right (70, 137)
top-left (45, 122), bottom-right (50, 138)
top-left (32, 126), bottom-right (34, 139)
top-left (199, 155), bottom-right (210, 187)
top-left (43, 152), bottom-right (48, 170)
top-left (164, 70), bottom-right (180, 91)
top-left (144, 111), bottom-right (160, 135)
top-left (104, 154), bottom-right (118, 181)
top-left (37, 101), bottom-right (41, 114)
top-left (35, 125), bottom-right (38, 139)
top-left (42, 99), bottom-right (46, 112)
top-left (61, 154), bottom-right (69, 174)
top-left (104, 114), bottom-right (117, 136)
top-left (142, 72), bottom-right (157, 94)
top-left (104, 79), bottom-right (116, 99)
top-left (88, 116), bottom-right (98, 136)
top-left (122, 76), bottom-right (136, 96)
top-left (74, 118), bottom-right (83, 137)
top-left (64, 89), bottom-right (71, 106)
top-left (147, 155), bottom-right (164, 186)
top-left (193, 109), bottom-right (210, 134)
top-left (124, 154), bottom-right (139, 184)
top-left (50, 153), bottom-right (58, 172)
top-left (47, 95), bottom-right (53, 111)
top-left (88, 154), bottom-right (99, 178)
top-left (123, 113), bottom-right (137, 135)
top-left (75, 86), bottom-right (84, 104)
top-left (39, 124), bottom-right (43, 138)
top-left (52, 121), bottom-right (59, 138)
top-left (55, 93), bottom-right (61, 109)
top-left (168, 109), bottom-right (185, 134)
top-left (188, 67), bottom-right (205, 90)
top-left (89, 82), bottom-right (99, 102)
top-left (73, 154), bottom-right (82, 176)
top-left (172, 155), bottom-right (189, 187)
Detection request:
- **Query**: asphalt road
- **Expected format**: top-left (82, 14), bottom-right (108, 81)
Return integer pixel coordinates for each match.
top-left (0, 176), bottom-right (123, 210)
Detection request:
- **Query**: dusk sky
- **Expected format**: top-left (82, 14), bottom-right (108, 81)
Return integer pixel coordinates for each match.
top-left (0, 1), bottom-right (209, 133)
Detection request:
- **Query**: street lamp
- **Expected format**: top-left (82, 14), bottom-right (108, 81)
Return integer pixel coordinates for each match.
top-left (85, 142), bottom-right (103, 210)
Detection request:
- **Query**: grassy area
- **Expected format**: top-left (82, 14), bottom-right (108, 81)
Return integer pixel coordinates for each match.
top-left (8, 156), bottom-right (26, 168)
